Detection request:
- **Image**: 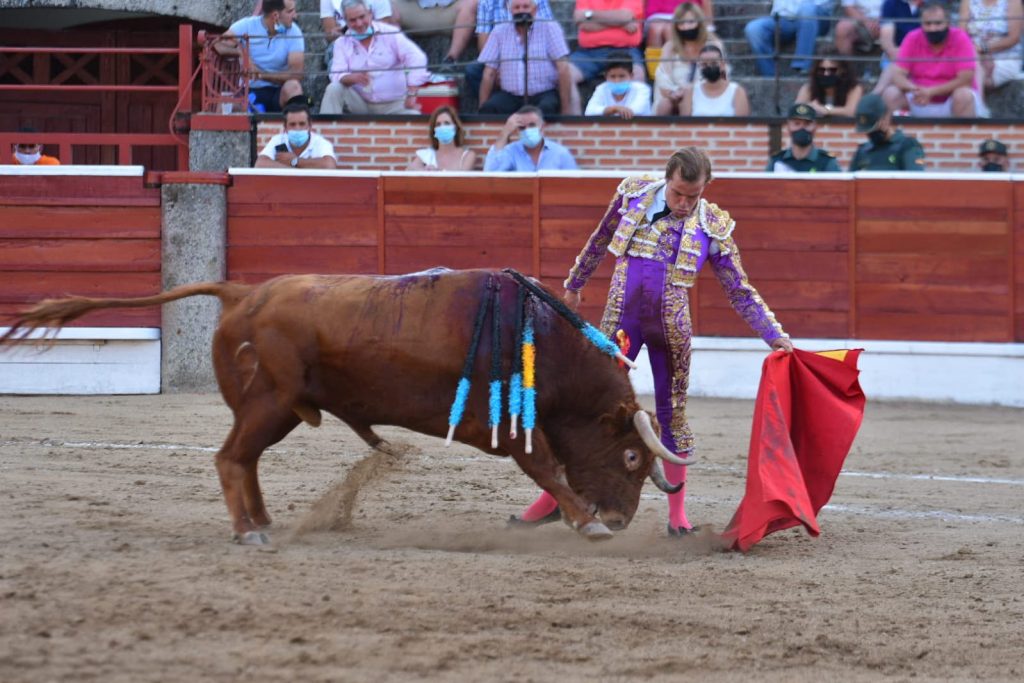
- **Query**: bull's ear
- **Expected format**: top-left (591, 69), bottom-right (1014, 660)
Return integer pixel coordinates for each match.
top-left (599, 402), bottom-right (635, 436)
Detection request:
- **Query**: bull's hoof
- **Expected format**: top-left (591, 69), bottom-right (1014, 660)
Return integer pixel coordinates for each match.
top-left (506, 507), bottom-right (561, 529)
top-left (579, 521), bottom-right (614, 541)
top-left (233, 531), bottom-right (270, 546)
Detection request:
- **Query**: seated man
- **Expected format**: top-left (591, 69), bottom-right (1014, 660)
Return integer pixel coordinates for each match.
top-left (478, 0), bottom-right (575, 116)
top-left (880, 1), bottom-right (985, 118)
top-left (463, 0), bottom-right (555, 96)
top-left (978, 138), bottom-right (1009, 172)
top-left (320, 0), bottom-right (431, 114)
top-left (483, 106), bottom-right (577, 171)
top-left (570, 0), bottom-right (647, 93)
top-left (835, 0), bottom-right (883, 59)
top-left (767, 103), bottom-right (840, 172)
top-left (745, 0), bottom-right (835, 76)
top-left (217, 0), bottom-right (305, 113)
top-left (849, 93), bottom-right (926, 170)
top-left (10, 127), bottom-right (60, 165)
top-left (255, 104), bottom-right (338, 169)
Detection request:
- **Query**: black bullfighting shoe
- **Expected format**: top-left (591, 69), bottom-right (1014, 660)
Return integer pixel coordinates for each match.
top-left (667, 524), bottom-right (700, 538)
top-left (506, 507), bottom-right (562, 528)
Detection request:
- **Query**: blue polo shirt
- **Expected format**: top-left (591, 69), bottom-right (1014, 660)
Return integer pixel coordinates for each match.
top-left (881, 0), bottom-right (921, 47)
top-left (227, 15), bottom-right (304, 88)
top-left (484, 138), bottom-right (578, 172)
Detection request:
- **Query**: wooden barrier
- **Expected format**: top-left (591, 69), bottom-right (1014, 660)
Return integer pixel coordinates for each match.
top-left (0, 169), bottom-right (162, 327)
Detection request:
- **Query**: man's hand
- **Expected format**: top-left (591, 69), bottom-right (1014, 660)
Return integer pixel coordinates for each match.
top-left (563, 289), bottom-right (581, 311)
top-left (501, 113), bottom-right (522, 142)
top-left (276, 150), bottom-right (297, 166)
top-left (623, 20), bottom-right (639, 34)
top-left (771, 337), bottom-right (794, 353)
top-left (911, 87), bottom-right (932, 105)
top-left (343, 72), bottom-right (371, 87)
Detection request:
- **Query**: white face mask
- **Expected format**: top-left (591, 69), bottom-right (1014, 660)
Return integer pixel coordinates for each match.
top-left (15, 151), bottom-right (41, 165)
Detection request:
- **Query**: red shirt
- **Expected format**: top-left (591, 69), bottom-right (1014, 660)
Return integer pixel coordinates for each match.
top-left (577, 0), bottom-right (645, 49)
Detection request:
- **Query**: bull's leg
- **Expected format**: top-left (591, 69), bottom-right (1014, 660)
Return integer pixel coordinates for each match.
top-left (511, 432), bottom-right (613, 541)
top-left (242, 459), bottom-right (271, 528)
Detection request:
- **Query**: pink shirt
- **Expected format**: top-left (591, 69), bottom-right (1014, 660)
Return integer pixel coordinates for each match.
top-left (329, 22), bottom-right (430, 103)
top-left (896, 27), bottom-right (978, 101)
top-left (645, 0), bottom-right (704, 19)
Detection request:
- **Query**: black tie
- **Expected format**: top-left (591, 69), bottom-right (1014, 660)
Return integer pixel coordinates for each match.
top-left (652, 205), bottom-right (671, 223)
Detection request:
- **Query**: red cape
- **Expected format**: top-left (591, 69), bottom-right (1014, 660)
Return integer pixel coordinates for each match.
top-left (721, 348), bottom-right (865, 552)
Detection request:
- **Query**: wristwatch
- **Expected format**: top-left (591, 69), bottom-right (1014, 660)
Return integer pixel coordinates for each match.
top-left (584, 9), bottom-right (594, 20)
top-left (290, 156), bottom-right (299, 167)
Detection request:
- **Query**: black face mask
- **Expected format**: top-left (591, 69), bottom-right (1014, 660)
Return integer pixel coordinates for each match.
top-left (701, 65), bottom-right (722, 82)
top-left (868, 129), bottom-right (888, 145)
top-left (982, 162), bottom-right (1004, 172)
top-left (677, 27), bottom-right (699, 41)
top-left (924, 28), bottom-right (948, 45)
top-left (513, 11), bottom-right (533, 26)
top-left (791, 129), bottom-right (814, 147)
top-left (817, 74), bottom-right (838, 88)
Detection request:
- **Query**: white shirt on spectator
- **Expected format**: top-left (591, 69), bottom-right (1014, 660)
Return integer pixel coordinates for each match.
top-left (691, 81), bottom-right (739, 116)
top-left (259, 132), bottom-right (336, 161)
top-left (585, 81), bottom-right (652, 116)
top-left (320, 0), bottom-right (393, 21)
top-left (841, 0), bottom-right (884, 19)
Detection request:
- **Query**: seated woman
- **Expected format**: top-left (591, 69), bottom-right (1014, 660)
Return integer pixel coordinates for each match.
top-left (959, 0), bottom-right (1023, 89)
top-left (796, 54), bottom-right (864, 117)
top-left (645, 0), bottom-right (715, 48)
top-left (653, 4), bottom-right (724, 115)
top-left (407, 106), bottom-right (477, 171)
top-left (585, 52), bottom-right (652, 118)
top-left (680, 44), bottom-right (749, 116)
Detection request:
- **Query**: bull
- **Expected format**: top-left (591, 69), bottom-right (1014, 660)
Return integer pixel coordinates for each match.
top-left (1, 269), bottom-right (695, 543)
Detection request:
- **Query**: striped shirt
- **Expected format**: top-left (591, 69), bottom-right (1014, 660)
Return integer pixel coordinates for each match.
top-left (478, 20), bottom-right (569, 96)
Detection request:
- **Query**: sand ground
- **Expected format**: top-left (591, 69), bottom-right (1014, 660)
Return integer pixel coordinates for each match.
top-left (1, 394), bottom-right (1022, 682)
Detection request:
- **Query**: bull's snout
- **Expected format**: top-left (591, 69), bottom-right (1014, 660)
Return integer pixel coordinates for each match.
top-left (598, 510), bottom-right (629, 531)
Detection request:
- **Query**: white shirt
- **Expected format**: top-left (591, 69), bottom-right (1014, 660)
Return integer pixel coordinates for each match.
top-left (320, 0), bottom-right (393, 21)
top-left (691, 81), bottom-right (739, 116)
top-left (584, 81), bottom-right (652, 117)
top-left (840, 0), bottom-right (884, 19)
top-left (259, 131), bottom-right (336, 162)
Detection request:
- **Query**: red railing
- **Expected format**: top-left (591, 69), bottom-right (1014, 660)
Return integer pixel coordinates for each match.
top-left (196, 31), bottom-right (251, 115)
top-left (0, 25), bottom-right (193, 169)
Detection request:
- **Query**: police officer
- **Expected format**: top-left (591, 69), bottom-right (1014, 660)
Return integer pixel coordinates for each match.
top-left (849, 93), bottom-right (926, 171)
top-left (767, 103), bottom-right (840, 173)
top-left (978, 139), bottom-right (1009, 172)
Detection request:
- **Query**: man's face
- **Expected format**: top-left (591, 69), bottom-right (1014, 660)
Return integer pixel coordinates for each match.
top-left (921, 8), bottom-right (948, 42)
top-left (344, 4), bottom-right (372, 33)
top-left (284, 111), bottom-right (311, 132)
top-left (281, 0), bottom-right (297, 27)
top-left (980, 152), bottom-right (1008, 171)
top-left (516, 112), bottom-right (543, 133)
top-left (605, 66), bottom-right (631, 84)
top-left (509, 0), bottom-right (537, 18)
top-left (665, 172), bottom-right (707, 218)
top-left (786, 118), bottom-right (815, 135)
top-left (14, 143), bottom-right (41, 156)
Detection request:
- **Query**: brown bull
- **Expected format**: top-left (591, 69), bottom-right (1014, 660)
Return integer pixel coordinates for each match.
top-left (1, 268), bottom-right (694, 543)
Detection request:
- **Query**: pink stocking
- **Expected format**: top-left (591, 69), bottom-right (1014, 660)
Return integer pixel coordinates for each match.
top-left (519, 490), bottom-right (559, 522)
top-left (664, 462), bottom-right (691, 530)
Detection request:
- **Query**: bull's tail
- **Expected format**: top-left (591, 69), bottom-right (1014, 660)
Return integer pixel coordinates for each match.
top-left (0, 281), bottom-right (253, 345)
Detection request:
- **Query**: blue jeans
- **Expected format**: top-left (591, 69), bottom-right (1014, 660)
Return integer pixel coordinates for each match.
top-left (744, 3), bottom-right (832, 76)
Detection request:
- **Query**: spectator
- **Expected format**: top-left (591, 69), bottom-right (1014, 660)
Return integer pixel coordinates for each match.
top-left (653, 4), bottom-right (723, 115)
top-left (680, 45), bottom-right (750, 116)
top-left (767, 103), bottom-right (842, 172)
top-left (645, 1), bottom-right (716, 49)
top-left (9, 128), bottom-right (60, 165)
top-left (216, 0), bottom-right (305, 113)
top-left (849, 92), bottom-right (926, 170)
top-left (255, 104), bottom-right (338, 169)
top-left (978, 138), bottom-right (1009, 171)
top-left (391, 0), bottom-right (481, 68)
top-left (880, 1), bottom-right (987, 118)
top-left (745, 0), bottom-right (835, 76)
top-left (585, 52), bottom-right (652, 117)
top-left (483, 106), bottom-right (577, 171)
top-left (796, 54), bottom-right (864, 116)
top-left (320, 0), bottom-right (431, 114)
top-left (463, 0), bottom-right (555, 96)
top-left (870, 0), bottom-right (922, 94)
top-left (959, 0), bottom-right (1023, 90)
top-left (478, 0), bottom-right (575, 116)
top-left (322, 0), bottom-right (399, 48)
top-left (407, 105), bottom-right (478, 170)
top-left (569, 0), bottom-right (647, 92)
top-left (835, 0), bottom-right (884, 59)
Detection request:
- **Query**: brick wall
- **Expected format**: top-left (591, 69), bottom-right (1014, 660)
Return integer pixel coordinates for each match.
top-left (256, 119), bottom-right (1024, 173)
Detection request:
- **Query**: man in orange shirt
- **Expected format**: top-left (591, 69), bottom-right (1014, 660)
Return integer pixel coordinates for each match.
top-left (10, 129), bottom-right (60, 165)
top-left (568, 0), bottom-right (646, 112)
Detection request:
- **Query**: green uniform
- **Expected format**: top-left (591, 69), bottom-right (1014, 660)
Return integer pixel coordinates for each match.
top-left (848, 131), bottom-right (926, 171)
top-left (766, 146), bottom-right (841, 173)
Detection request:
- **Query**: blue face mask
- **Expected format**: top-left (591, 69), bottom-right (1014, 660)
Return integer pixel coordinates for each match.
top-left (609, 81), bottom-right (631, 97)
top-left (520, 126), bottom-right (542, 148)
top-left (287, 129), bottom-right (310, 148)
top-left (274, 23), bottom-right (287, 34)
top-left (349, 26), bottom-right (374, 40)
top-left (434, 124), bottom-right (457, 144)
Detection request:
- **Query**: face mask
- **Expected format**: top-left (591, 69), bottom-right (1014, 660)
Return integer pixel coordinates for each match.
top-left (817, 74), bottom-right (838, 88)
top-left (677, 27), bottom-right (699, 41)
top-left (791, 129), bottom-right (813, 147)
top-left (868, 129), bottom-right (888, 146)
top-left (701, 65), bottom-right (722, 82)
top-left (349, 26), bottom-right (374, 40)
top-left (513, 12), bottom-right (533, 26)
top-left (14, 151), bottom-right (41, 165)
top-left (609, 81), bottom-right (631, 97)
top-left (924, 28), bottom-right (948, 45)
top-left (434, 124), bottom-right (457, 144)
top-left (274, 22), bottom-right (287, 34)
top-left (520, 127), bottom-right (542, 148)
top-left (287, 129), bottom-right (310, 147)
top-left (982, 162), bottom-right (1004, 172)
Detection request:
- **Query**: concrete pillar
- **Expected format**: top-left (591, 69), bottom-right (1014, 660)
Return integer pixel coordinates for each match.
top-left (160, 182), bottom-right (226, 392)
top-left (189, 129), bottom-right (251, 171)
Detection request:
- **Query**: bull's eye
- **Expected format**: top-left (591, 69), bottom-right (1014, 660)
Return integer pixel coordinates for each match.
top-left (623, 448), bottom-right (641, 471)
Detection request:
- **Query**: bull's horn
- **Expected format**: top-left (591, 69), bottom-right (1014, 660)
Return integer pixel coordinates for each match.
top-left (648, 460), bottom-right (683, 494)
top-left (632, 411), bottom-right (698, 466)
